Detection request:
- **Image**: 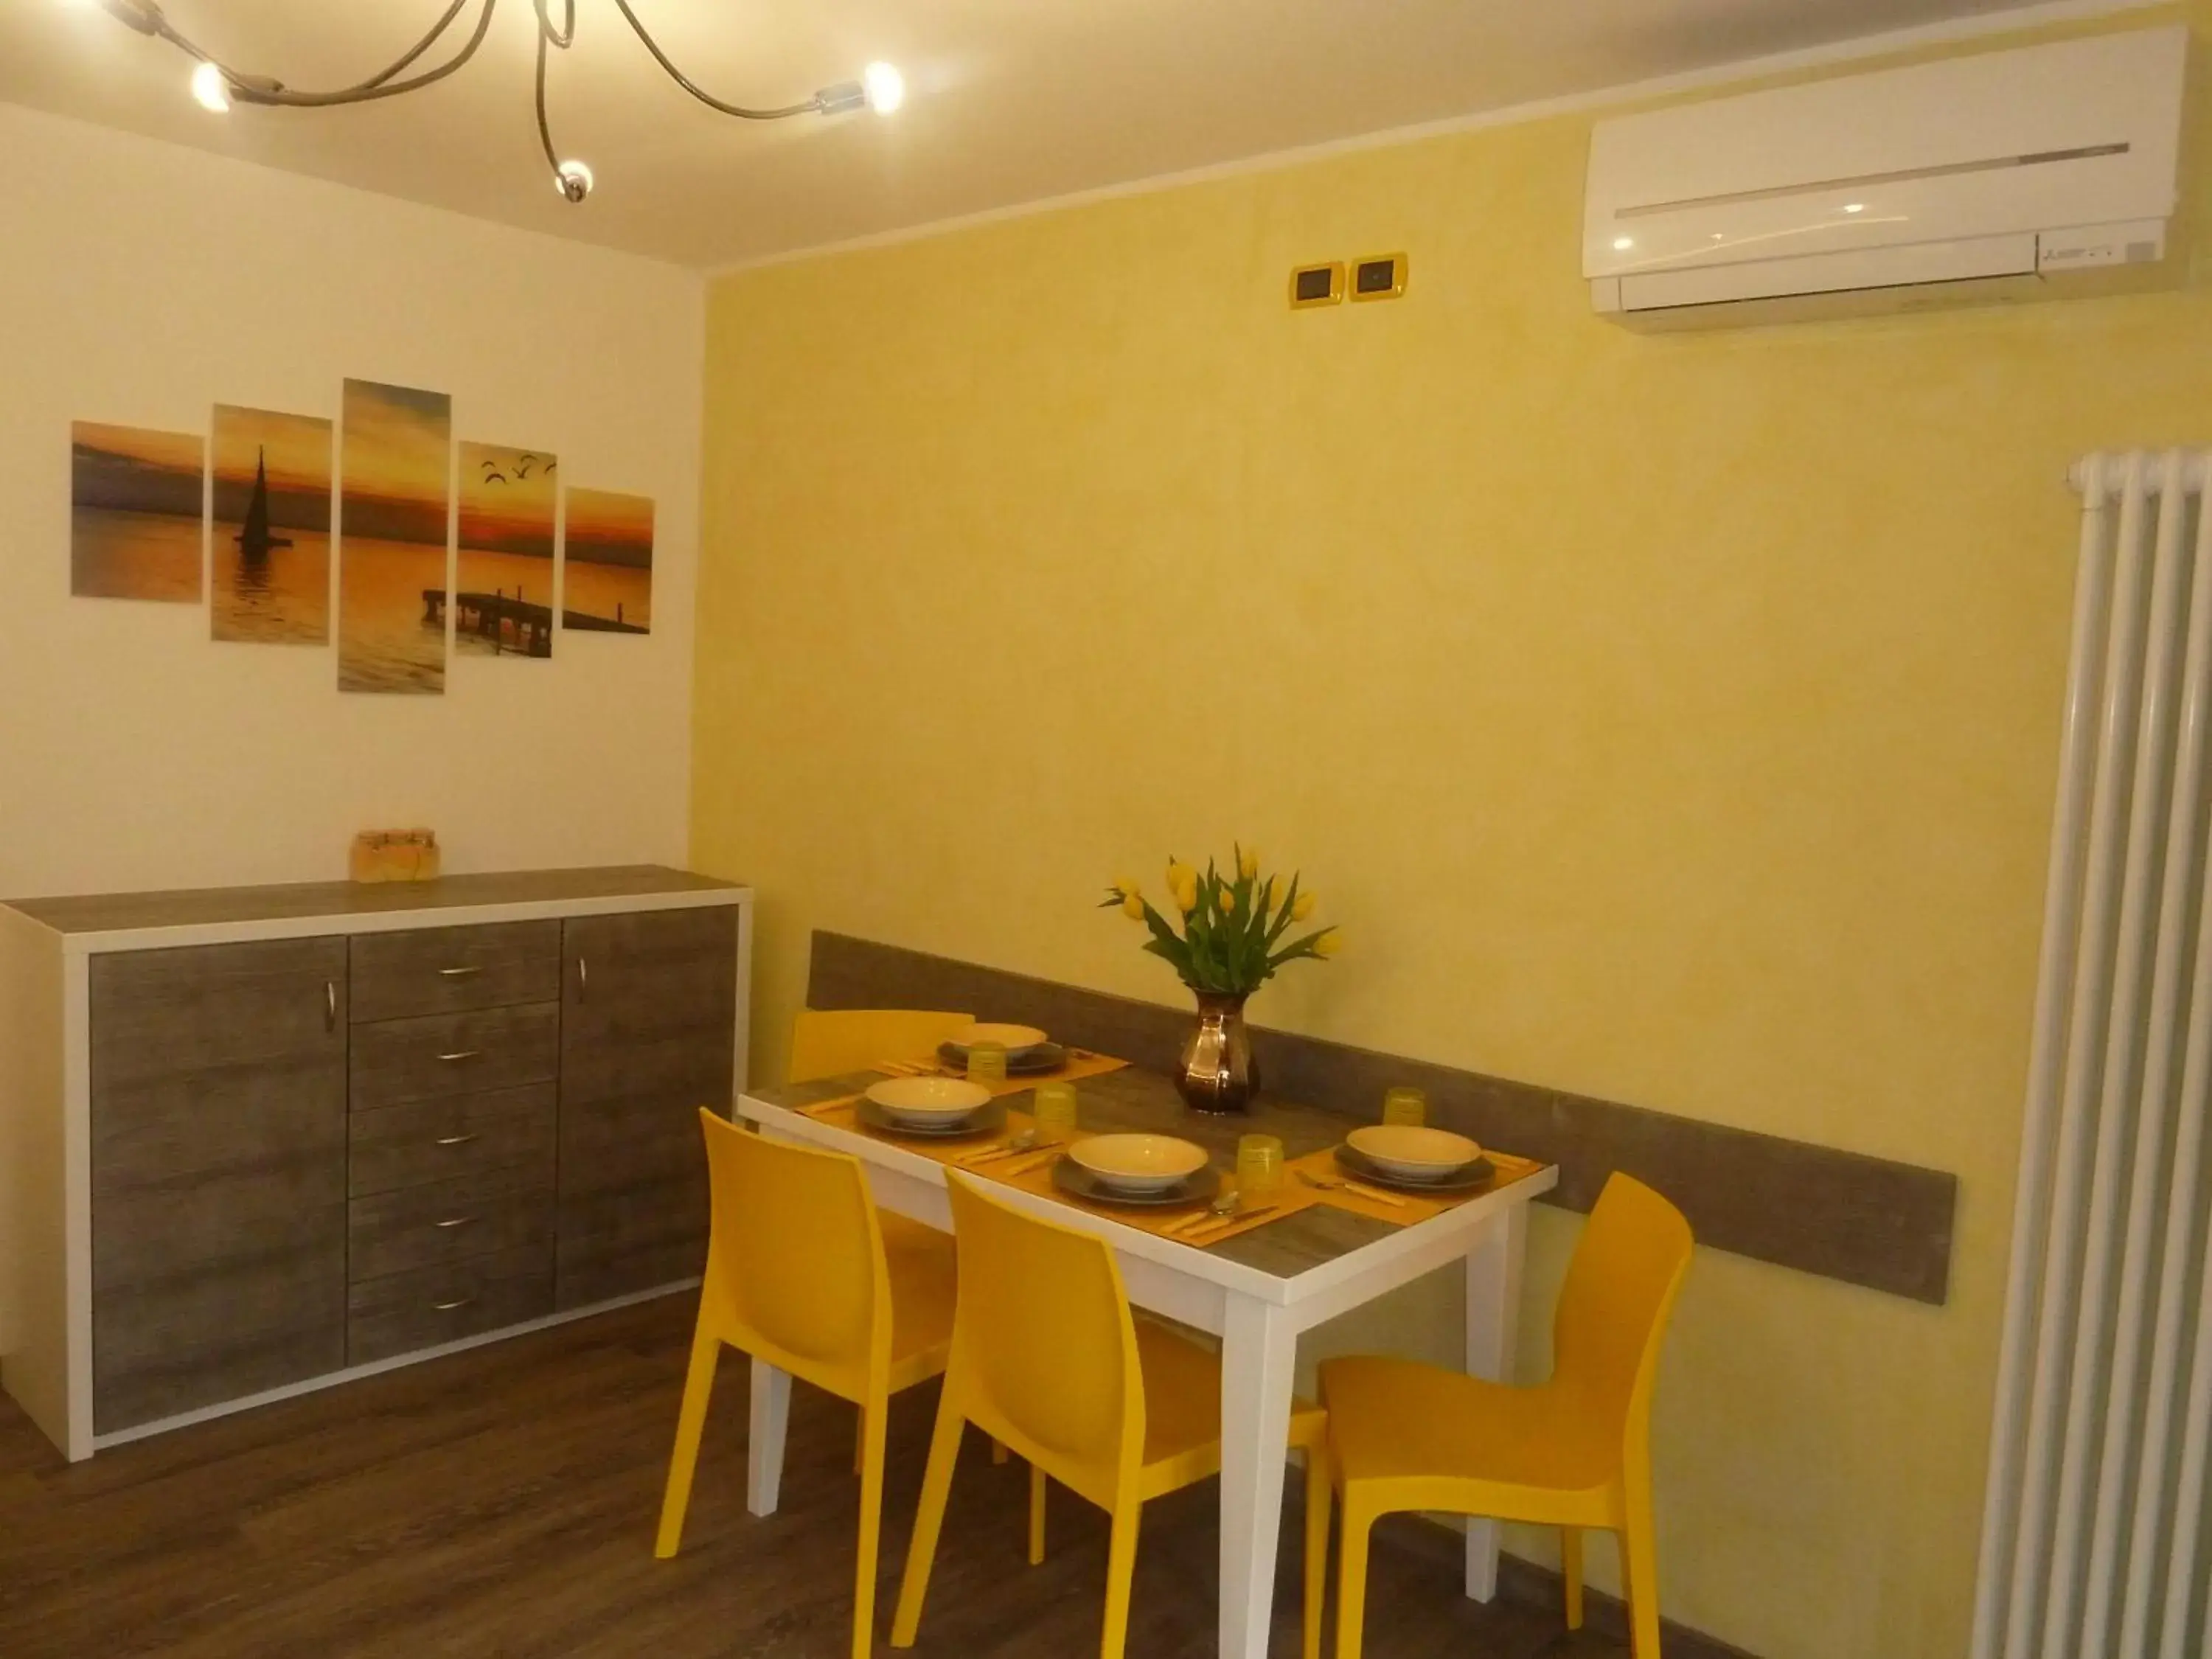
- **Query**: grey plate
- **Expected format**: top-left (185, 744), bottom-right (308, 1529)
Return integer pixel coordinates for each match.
top-left (1051, 1155), bottom-right (1222, 1208)
top-left (1335, 1142), bottom-right (1496, 1194)
top-left (855, 1097), bottom-right (1009, 1139)
top-left (939, 1040), bottom-right (1068, 1077)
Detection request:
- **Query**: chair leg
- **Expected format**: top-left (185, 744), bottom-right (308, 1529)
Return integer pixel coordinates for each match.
top-left (889, 1392), bottom-right (967, 1648)
top-left (851, 1395), bottom-right (891, 1659)
top-left (1028, 1463), bottom-right (1047, 1565)
top-left (1335, 1496), bottom-right (1374, 1659)
top-left (855, 1406), bottom-right (866, 1477)
top-left (1562, 1526), bottom-right (1584, 1630)
top-left (1301, 1447), bottom-right (1332, 1659)
top-left (653, 1320), bottom-right (723, 1559)
top-left (1620, 1489), bottom-right (1663, 1659)
top-left (1098, 1502), bottom-right (1144, 1659)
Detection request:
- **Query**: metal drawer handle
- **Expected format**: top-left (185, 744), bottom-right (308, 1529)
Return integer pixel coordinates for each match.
top-left (438, 965), bottom-right (484, 978)
top-left (325, 981), bottom-right (338, 1032)
top-left (437, 1049), bottom-right (482, 1063)
top-left (432, 1296), bottom-right (475, 1312)
top-left (577, 956), bottom-right (588, 1001)
top-left (434, 1215), bottom-right (479, 1230)
top-left (434, 1133), bottom-right (479, 1147)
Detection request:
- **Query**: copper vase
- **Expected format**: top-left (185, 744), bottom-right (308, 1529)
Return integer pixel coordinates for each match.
top-left (1177, 992), bottom-right (1257, 1114)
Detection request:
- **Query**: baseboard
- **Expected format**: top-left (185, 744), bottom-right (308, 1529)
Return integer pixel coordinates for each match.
top-left (1387, 1513), bottom-right (1763, 1659)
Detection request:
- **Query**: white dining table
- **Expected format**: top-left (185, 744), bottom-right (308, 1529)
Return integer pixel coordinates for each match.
top-left (738, 1071), bottom-right (1557, 1659)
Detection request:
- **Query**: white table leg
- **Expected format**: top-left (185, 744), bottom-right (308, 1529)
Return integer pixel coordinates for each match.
top-left (747, 1356), bottom-right (792, 1517)
top-left (1462, 1203), bottom-right (1528, 1600)
top-left (1219, 1295), bottom-right (1298, 1659)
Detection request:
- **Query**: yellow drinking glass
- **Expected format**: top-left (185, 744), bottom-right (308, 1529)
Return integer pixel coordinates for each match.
top-left (1032, 1081), bottom-right (1079, 1144)
top-left (1235, 1133), bottom-right (1284, 1204)
top-left (1382, 1086), bottom-right (1428, 1127)
top-left (966, 1041), bottom-right (1008, 1086)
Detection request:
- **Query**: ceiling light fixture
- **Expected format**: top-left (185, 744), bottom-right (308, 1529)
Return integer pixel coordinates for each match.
top-left (77, 0), bottom-right (905, 204)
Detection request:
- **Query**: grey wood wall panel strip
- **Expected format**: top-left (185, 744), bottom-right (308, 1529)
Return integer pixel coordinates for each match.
top-left (7, 864), bottom-right (740, 936)
top-left (807, 930), bottom-right (1958, 1304)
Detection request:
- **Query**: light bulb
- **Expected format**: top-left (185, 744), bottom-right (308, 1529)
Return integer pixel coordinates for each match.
top-left (554, 159), bottom-right (594, 203)
top-left (1611, 235), bottom-right (1634, 251)
top-left (861, 60), bottom-right (905, 116)
top-left (191, 61), bottom-right (231, 113)
top-left (1843, 202), bottom-right (1866, 215)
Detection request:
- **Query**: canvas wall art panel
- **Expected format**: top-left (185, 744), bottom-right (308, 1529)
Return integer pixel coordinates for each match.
top-left (563, 487), bottom-right (652, 635)
top-left (211, 405), bottom-right (332, 644)
top-left (69, 422), bottom-right (204, 603)
top-left (339, 378), bottom-right (451, 695)
top-left (456, 441), bottom-right (557, 658)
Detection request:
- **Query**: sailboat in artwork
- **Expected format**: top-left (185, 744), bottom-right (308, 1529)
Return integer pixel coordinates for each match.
top-left (234, 445), bottom-right (293, 560)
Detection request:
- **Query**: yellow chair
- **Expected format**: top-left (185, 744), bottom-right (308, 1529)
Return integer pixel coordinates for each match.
top-left (788, 1006), bottom-right (975, 1085)
top-left (890, 1171), bottom-right (1330, 1659)
top-left (655, 1110), bottom-right (958, 1659)
top-left (1318, 1172), bottom-right (1694, 1659)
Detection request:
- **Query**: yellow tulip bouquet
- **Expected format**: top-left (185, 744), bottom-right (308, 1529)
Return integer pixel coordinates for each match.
top-left (1100, 844), bottom-right (1338, 996)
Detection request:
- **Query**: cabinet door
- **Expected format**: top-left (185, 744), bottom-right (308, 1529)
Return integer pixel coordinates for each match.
top-left (90, 937), bottom-right (349, 1433)
top-left (556, 908), bottom-right (736, 1308)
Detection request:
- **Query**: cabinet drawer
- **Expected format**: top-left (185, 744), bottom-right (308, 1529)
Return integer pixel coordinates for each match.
top-left (349, 1004), bottom-right (558, 1110)
top-left (347, 1245), bottom-right (553, 1366)
top-left (347, 1160), bottom-right (554, 1281)
top-left (349, 1085), bottom-right (556, 1197)
top-left (349, 922), bottom-right (562, 1024)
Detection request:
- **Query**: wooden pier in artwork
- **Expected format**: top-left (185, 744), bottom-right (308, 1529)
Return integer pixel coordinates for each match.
top-left (422, 588), bottom-right (647, 653)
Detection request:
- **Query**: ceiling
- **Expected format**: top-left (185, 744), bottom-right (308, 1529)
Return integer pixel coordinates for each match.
top-left (3, 0), bottom-right (2066, 269)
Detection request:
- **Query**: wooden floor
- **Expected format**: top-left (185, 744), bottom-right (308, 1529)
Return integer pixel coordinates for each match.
top-left (0, 1294), bottom-right (1623, 1658)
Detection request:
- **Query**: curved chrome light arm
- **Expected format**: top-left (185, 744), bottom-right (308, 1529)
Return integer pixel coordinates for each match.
top-left (84, 0), bottom-right (892, 203)
top-left (608, 0), bottom-right (824, 120)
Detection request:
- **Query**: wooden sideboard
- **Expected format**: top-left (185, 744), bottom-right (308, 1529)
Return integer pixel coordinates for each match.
top-left (0, 866), bottom-right (752, 1461)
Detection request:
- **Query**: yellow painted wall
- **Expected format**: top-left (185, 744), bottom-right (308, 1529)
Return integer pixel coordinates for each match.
top-left (695, 8), bottom-right (2212, 1654)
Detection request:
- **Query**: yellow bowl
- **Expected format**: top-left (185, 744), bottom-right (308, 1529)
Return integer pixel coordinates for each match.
top-left (1068, 1133), bottom-right (1210, 1194)
top-left (1346, 1124), bottom-right (1481, 1180)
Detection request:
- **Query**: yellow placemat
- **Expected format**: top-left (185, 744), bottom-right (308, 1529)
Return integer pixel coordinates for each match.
top-left (799, 1048), bottom-right (1129, 1119)
top-left (1284, 1144), bottom-right (1550, 1226)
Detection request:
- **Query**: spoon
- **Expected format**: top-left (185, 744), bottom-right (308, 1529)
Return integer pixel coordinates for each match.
top-left (957, 1130), bottom-right (1038, 1166)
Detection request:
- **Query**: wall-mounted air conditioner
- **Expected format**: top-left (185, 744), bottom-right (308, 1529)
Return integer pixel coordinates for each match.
top-left (1584, 26), bottom-right (2188, 325)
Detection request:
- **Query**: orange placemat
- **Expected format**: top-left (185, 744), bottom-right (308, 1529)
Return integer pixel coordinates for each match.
top-left (1283, 1144), bottom-right (1550, 1227)
top-left (798, 1048), bottom-right (1130, 1119)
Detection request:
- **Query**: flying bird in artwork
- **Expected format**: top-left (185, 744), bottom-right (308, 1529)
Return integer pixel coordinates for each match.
top-left (479, 456), bottom-right (508, 485)
top-left (514, 452), bottom-right (540, 479)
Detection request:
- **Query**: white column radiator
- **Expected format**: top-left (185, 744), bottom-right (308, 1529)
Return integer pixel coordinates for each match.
top-left (1972, 449), bottom-right (2212, 1659)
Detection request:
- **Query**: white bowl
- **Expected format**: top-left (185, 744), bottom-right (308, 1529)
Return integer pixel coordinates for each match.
top-left (1068, 1133), bottom-right (1210, 1194)
top-left (1346, 1124), bottom-right (1481, 1181)
top-left (866, 1076), bottom-right (993, 1125)
top-left (946, 1021), bottom-right (1049, 1055)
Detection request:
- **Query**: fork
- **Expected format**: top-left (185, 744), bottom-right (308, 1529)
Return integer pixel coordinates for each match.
top-left (874, 1057), bottom-right (946, 1077)
top-left (1298, 1169), bottom-right (1411, 1208)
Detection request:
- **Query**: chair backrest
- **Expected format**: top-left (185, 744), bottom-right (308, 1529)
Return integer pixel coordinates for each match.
top-left (942, 1172), bottom-right (1146, 1504)
top-left (787, 1008), bottom-right (976, 1084)
top-left (697, 1109), bottom-right (891, 1397)
top-left (1551, 1173), bottom-right (1694, 1447)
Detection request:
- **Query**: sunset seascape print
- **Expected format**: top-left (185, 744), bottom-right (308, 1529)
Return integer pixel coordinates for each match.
top-left (70, 422), bottom-right (204, 602)
top-left (339, 378), bottom-right (451, 694)
top-left (563, 487), bottom-right (653, 634)
top-left (456, 441), bottom-right (557, 658)
top-left (212, 405), bottom-right (331, 644)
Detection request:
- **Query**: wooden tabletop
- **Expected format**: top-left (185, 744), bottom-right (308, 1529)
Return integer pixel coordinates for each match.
top-left (4, 865), bottom-right (742, 936)
top-left (748, 1064), bottom-right (1540, 1281)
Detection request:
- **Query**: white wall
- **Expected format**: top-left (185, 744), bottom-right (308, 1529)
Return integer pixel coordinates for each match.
top-left (0, 102), bottom-right (704, 899)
